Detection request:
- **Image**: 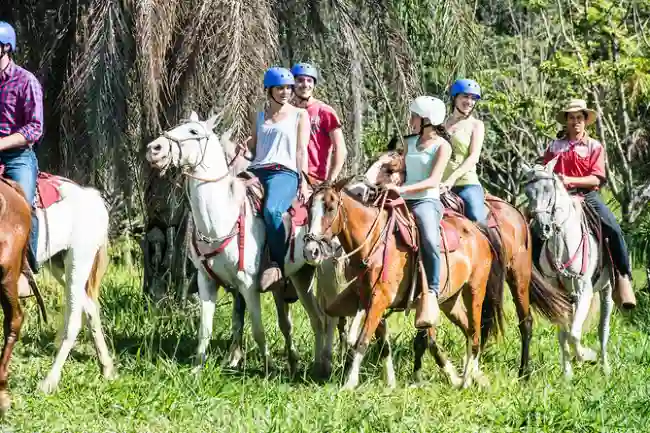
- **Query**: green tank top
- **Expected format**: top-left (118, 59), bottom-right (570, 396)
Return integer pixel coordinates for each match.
top-left (402, 135), bottom-right (441, 200)
top-left (443, 128), bottom-right (480, 186)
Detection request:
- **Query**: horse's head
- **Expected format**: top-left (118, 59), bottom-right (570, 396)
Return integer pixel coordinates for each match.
top-left (522, 157), bottom-right (570, 240)
top-left (303, 179), bottom-right (350, 265)
top-left (146, 111), bottom-right (225, 176)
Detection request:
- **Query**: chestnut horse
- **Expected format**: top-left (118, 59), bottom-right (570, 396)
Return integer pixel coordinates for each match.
top-left (0, 179), bottom-right (43, 414)
top-left (366, 153), bottom-right (572, 379)
top-left (303, 177), bottom-right (498, 389)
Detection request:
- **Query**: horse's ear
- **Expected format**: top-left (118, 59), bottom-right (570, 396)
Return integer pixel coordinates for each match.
top-left (520, 161), bottom-right (533, 174)
top-left (189, 111), bottom-right (200, 122)
top-left (544, 155), bottom-right (559, 174)
top-left (206, 113), bottom-right (220, 131)
top-left (333, 176), bottom-right (352, 191)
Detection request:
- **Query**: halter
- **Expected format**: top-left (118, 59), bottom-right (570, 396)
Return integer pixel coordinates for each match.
top-left (158, 119), bottom-right (236, 184)
top-left (525, 169), bottom-right (589, 279)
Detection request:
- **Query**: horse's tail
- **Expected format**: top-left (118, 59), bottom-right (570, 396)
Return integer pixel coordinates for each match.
top-left (529, 266), bottom-right (572, 325)
top-left (86, 239), bottom-right (109, 301)
top-left (479, 223), bottom-right (506, 343)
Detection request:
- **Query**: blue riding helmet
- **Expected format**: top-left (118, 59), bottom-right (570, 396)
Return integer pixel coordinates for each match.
top-left (263, 67), bottom-right (295, 89)
top-left (291, 63), bottom-right (318, 84)
top-left (450, 78), bottom-right (481, 99)
top-left (0, 22), bottom-right (17, 52)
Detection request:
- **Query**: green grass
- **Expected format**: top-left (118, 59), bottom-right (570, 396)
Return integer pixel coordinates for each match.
top-left (2, 261), bottom-right (650, 432)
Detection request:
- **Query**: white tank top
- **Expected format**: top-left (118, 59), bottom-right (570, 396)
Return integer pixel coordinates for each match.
top-left (251, 109), bottom-right (300, 173)
top-left (402, 135), bottom-right (441, 200)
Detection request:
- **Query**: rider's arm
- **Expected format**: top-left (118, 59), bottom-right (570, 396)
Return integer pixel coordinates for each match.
top-left (398, 141), bottom-right (451, 195)
top-left (0, 77), bottom-right (44, 151)
top-left (327, 127), bottom-right (347, 182)
top-left (562, 143), bottom-right (606, 189)
top-left (297, 109), bottom-right (310, 175)
top-left (444, 120), bottom-right (484, 184)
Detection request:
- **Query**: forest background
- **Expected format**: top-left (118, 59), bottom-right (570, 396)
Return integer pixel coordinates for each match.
top-left (1, 0), bottom-right (649, 299)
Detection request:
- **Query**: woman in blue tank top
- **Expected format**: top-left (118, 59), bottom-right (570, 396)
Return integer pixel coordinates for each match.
top-left (385, 96), bottom-right (451, 328)
top-left (245, 67), bottom-right (310, 293)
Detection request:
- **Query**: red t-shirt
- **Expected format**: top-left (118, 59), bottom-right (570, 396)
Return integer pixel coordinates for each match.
top-left (543, 136), bottom-right (606, 190)
top-left (305, 101), bottom-right (342, 181)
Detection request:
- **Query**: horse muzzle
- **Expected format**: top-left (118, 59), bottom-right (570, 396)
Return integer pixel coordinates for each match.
top-left (303, 239), bottom-right (325, 265)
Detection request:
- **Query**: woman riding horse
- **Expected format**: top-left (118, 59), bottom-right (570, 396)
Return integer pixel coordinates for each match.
top-left (532, 98), bottom-right (636, 310)
top-left (442, 79), bottom-right (487, 224)
top-left (384, 96), bottom-right (452, 327)
top-left (244, 67), bottom-right (310, 293)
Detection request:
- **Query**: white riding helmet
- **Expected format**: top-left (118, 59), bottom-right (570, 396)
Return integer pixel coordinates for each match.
top-left (409, 96), bottom-right (446, 126)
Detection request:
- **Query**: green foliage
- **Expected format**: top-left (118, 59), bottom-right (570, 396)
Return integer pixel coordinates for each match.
top-left (6, 260), bottom-right (650, 431)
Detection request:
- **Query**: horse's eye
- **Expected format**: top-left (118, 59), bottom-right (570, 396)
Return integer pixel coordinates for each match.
top-left (189, 128), bottom-right (199, 135)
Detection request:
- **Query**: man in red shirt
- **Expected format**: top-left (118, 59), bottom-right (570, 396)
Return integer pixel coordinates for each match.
top-left (532, 99), bottom-right (636, 310)
top-left (290, 63), bottom-right (347, 186)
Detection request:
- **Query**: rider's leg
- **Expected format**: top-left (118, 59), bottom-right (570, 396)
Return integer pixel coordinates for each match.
top-left (1, 148), bottom-right (39, 273)
top-left (252, 167), bottom-right (299, 292)
top-left (452, 184), bottom-right (487, 225)
top-left (583, 191), bottom-right (636, 309)
top-left (408, 198), bottom-right (443, 328)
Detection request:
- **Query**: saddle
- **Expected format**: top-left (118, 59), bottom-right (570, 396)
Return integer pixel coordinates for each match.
top-left (440, 189), bottom-right (499, 229)
top-left (0, 165), bottom-right (65, 209)
top-left (237, 170), bottom-right (309, 262)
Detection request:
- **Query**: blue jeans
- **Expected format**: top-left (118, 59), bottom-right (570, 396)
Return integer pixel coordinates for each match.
top-left (407, 198), bottom-right (443, 295)
top-left (251, 166), bottom-right (299, 268)
top-left (452, 184), bottom-right (487, 225)
top-left (0, 148), bottom-right (39, 272)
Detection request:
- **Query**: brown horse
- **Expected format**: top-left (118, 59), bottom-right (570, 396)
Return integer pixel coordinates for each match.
top-left (303, 176), bottom-right (499, 389)
top-left (366, 152), bottom-right (572, 379)
top-left (0, 178), bottom-right (43, 414)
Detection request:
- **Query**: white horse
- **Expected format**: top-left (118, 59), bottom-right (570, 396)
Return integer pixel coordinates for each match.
top-left (144, 112), bottom-right (341, 376)
top-left (522, 158), bottom-right (613, 379)
top-left (18, 175), bottom-right (113, 394)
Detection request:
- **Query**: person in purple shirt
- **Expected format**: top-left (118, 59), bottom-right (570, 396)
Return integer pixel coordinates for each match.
top-left (0, 21), bottom-right (44, 274)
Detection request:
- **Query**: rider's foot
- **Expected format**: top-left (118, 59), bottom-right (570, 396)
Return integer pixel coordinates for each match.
top-left (18, 273), bottom-right (33, 298)
top-left (415, 291), bottom-right (439, 329)
top-left (259, 262), bottom-right (283, 293)
top-left (613, 274), bottom-right (636, 311)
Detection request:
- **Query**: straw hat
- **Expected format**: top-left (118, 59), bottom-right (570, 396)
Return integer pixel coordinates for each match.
top-left (555, 99), bottom-right (597, 125)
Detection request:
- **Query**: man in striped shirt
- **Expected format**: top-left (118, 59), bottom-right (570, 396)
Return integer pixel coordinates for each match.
top-left (0, 21), bottom-right (44, 275)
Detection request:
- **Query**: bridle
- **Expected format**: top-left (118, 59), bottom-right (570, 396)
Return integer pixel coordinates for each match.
top-left (157, 119), bottom-right (239, 183)
top-left (524, 171), bottom-right (565, 234)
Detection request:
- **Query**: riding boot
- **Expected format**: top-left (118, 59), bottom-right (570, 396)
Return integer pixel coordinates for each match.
top-left (613, 274), bottom-right (636, 311)
top-left (259, 246), bottom-right (284, 293)
top-left (414, 263), bottom-right (439, 329)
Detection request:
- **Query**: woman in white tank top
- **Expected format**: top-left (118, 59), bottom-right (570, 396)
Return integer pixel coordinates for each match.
top-left (385, 96), bottom-right (451, 328)
top-left (244, 67), bottom-right (310, 293)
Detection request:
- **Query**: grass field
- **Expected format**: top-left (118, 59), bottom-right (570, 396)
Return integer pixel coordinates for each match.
top-left (1, 260), bottom-right (649, 432)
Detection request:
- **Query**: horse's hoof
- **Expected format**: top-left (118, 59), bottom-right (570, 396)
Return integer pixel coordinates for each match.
top-left (39, 377), bottom-right (59, 395)
top-left (563, 370), bottom-right (574, 382)
top-left (0, 391), bottom-right (10, 416)
top-left (475, 374), bottom-right (490, 388)
top-left (103, 365), bottom-right (118, 381)
top-left (191, 364), bottom-right (204, 375)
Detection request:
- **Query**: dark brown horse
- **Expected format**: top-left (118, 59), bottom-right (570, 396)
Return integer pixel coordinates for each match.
top-left (303, 177), bottom-right (500, 389)
top-left (0, 178), bottom-right (43, 414)
top-left (366, 153), bottom-right (572, 379)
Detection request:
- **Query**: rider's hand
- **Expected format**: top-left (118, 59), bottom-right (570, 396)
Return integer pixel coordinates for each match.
top-left (385, 183), bottom-right (401, 194)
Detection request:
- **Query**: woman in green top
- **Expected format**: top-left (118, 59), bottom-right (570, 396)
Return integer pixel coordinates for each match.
top-left (386, 96), bottom-right (451, 327)
top-left (442, 79), bottom-right (487, 225)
